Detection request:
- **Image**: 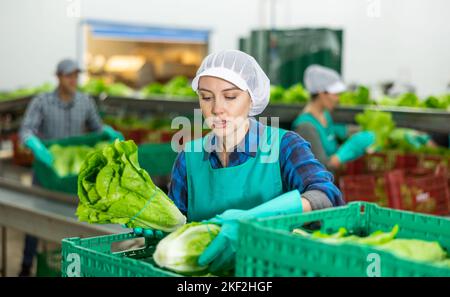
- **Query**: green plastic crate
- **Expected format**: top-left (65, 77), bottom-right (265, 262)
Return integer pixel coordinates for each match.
top-left (236, 202), bottom-right (450, 277)
top-left (33, 132), bottom-right (110, 194)
top-left (138, 143), bottom-right (177, 176)
top-left (61, 232), bottom-right (181, 277)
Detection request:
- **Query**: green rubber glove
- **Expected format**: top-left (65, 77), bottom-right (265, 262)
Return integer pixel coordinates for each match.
top-left (121, 224), bottom-right (165, 238)
top-left (102, 125), bottom-right (125, 141)
top-left (24, 135), bottom-right (53, 167)
top-left (132, 227), bottom-right (164, 239)
top-left (404, 130), bottom-right (430, 149)
top-left (198, 190), bottom-right (303, 273)
top-left (335, 131), bottom-right (375, 163)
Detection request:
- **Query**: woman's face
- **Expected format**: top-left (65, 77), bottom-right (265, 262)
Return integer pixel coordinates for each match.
top-left (318, 92), bottom-right (340, 111)
top-left (198, 76), bottom-right (252, 138)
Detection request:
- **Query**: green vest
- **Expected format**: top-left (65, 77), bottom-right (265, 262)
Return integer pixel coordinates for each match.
top-left (292, 111), bottom-right (344, 157)
top-left (184, 125), bottom-right (287, 222)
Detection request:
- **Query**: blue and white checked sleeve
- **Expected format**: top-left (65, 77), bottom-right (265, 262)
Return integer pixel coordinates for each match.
top-left (19, 94), bottom-right (44, 144)
top-left (168, 151), bottom-right (188, 215)
top-left (85, 95), bottom-right (103, 132)
top-left (279, 131), bottom-right (344, 208)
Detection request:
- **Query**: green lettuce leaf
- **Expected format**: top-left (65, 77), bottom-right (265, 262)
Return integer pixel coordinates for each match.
top-left (79, 78), bottom-right (107, 96)
top-left (49, 142), bottom-right (109, 177)
top-left (340, 86), bottom-right (372, 106)
top-left (105, 83), bottom-right (133, 97)
top-left (355, 109), bottom-right (396, 149)
top-left (282, 83), bottom-right (310, 104)
top-left (270, 85), bottom-right (285, 103)
top-left (307, 225), bottom-right (399, 245)
top-left (76, 139), bottom-right (186, 232)
top-left (376, 239), bottom-right (447, 262)
top-left (293, 224), bottom-right (450, 266)
top-left (397, 93), bottom-right (420, 107)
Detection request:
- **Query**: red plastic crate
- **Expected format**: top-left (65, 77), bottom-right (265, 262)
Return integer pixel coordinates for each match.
top-left (160, 130), bottom-right (178, 143)
top-left (421, 154), bottom-right (450, 171)
top-left (365, 152), bottom-right (392, 173)
top-left (10, 133), bottom-right (34, 166)
top-left (339, 173), bottom-right (390, 207)
top-left (114, 128), bottom-right (151, 144)
top-left (387, 167), bottom-right (450, 216)
top-left (394, 153), bottom-right (419, 170)
top-left (341, 153), bottom-right (389, 176)
top-left (343, 157), bottom-right (365, 175)
top-left (342, 152), bottom-right (393, 176)
top-left (128, 128), bottom-right (150, 144)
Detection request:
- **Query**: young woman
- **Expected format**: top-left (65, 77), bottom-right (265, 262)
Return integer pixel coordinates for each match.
top-left (292, 65), bottom-right (375, 170)
top-left (292, 65), bottom-right (433, 171)
top-left (137, 50), bottom-right (344, 273)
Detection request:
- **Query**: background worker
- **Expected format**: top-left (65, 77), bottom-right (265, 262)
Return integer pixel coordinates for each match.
top-left (18, 58), bottom-right (123, 276)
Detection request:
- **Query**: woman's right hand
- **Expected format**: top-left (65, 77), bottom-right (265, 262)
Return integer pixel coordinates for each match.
top-left (328, 155), bottom-right (342, 169)
top-left (335, 131), bottom-right (375, 164)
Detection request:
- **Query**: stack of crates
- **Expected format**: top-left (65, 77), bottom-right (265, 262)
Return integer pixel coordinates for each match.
top-left (340, 151), bottom-right (450, 216)
top-left (61, 202), bottom-right (450, 277)
top-left (10, 133), bottom-right (34, 166)
top-left (236, 202), bottom-right (450, 277)
top-left (61, 233), bottom-right (180, 277)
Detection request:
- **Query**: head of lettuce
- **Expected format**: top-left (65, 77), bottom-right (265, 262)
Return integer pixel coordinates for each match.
top-left (76, 139), bottom-right (186, 232)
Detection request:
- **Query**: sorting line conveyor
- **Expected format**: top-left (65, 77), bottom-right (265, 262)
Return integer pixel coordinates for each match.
top-left (0, 177), bottom-right (125, 276)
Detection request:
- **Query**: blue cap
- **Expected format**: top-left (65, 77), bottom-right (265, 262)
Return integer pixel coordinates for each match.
top-left (56, 59), bottom-right (82, 75)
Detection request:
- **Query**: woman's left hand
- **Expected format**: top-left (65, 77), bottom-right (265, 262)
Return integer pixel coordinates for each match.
top-left (199, 190), bottom-right (304, 272)
top-left (198, 215), bottom-right (240, 273)
top-left (198, 208), bottom-right (249, 273)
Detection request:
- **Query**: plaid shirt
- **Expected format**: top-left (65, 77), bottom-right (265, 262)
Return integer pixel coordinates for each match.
top-left (169, 119), bottom-right (344, 214)
top-left (19, 90), bottom-right (103, 143)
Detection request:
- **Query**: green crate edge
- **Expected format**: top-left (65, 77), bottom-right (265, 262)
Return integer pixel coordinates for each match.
top-left (43, 132), bottom-right (109, 147)
top-left (138, 143), bottom-right (177, 176)
top-left (32, 132), bottom-right (110, 194)
top-left (36, 249), bottom-right (62, 277)
top-left (61, 232), bottom-right (181, 277)
top-left (236, 202), bottom-right (450, 277)
top-left (34, 136), bottom-right (176, 194)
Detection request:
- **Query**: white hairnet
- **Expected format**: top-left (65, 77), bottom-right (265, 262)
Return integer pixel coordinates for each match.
top-left (192, 50), bottom-right (270, 116)
top-left (304, 64), bottom-right (347, 95)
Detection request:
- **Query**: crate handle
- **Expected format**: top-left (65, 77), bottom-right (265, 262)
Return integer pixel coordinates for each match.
top-left (293, 220), bottom-right (324, 233)
top-left (360, 204), bottom-right (366, 214)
